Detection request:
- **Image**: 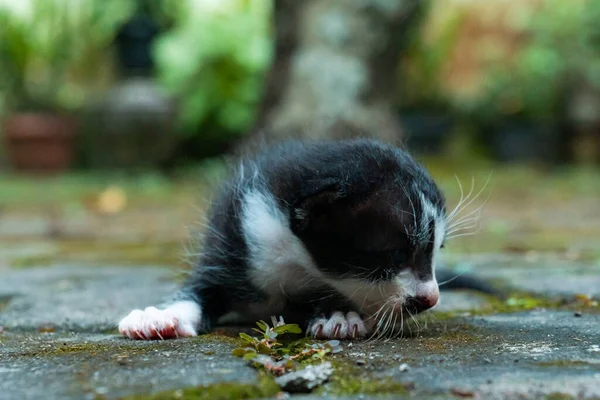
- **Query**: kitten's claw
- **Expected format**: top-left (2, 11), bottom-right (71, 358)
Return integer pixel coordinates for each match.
top-left (118, 301), bottom-right (201, 340)
top-left (310, 311), bottom-right (369, 340)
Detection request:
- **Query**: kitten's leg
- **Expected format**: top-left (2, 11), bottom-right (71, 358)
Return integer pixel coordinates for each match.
top-left (118, 267), bottom-right (233, 340)
top-left (118, 294), bottom-right (202, 340)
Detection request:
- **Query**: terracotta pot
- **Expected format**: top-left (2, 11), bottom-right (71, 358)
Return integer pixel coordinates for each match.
top-left (3, 113), bottom-right (77, 174)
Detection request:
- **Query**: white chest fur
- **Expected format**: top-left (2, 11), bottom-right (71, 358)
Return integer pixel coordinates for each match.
top-left (240, 189), bottom-right (318, 305)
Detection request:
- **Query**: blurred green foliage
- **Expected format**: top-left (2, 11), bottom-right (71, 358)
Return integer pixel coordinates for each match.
top-left (0, 0), bottom-right (273, 142)
top-left (1, 0), bottom-right (598, 153)
top-left (0, 0), bottom-right (136, 112)
top-left (399, 1), bottom-right (464, 112)
top-left (153, 0), bottom-right (273, 137)
top-left (471, 0), bottom-right (600, 124)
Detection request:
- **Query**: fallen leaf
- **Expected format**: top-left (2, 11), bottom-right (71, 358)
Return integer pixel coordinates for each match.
top-left (96, 186), bottom-right (127, 215)
top-left (38, 324), bottom-right (56, 333)
top-left (451, 388), bottom-right (475, 398)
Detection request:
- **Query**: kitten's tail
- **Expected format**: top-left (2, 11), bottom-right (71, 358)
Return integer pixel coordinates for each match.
top-left (437, 268), bottom-right (504, 298)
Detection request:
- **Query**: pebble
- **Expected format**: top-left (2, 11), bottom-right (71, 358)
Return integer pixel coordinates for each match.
top-left (116, 355), bottom-right (130, 366)
top-left (275, 362), bottom-right (333, 393)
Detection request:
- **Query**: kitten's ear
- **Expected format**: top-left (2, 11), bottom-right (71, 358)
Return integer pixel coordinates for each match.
top-left (291, 181), bottom-right (346, 233)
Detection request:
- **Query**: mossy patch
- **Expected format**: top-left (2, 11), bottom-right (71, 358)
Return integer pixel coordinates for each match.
top-left (0, 171), bottom-right (199, 209)
top-left (537, 360), bottom-right (600, 368)
top-left (15, 340), bottom-right (147, 359)
top-left (119, 374), bottom-right (280, 400)
top-left (419, 329), bottom-right (482, 353)
top-left (427, 290), bottom-right (592, 324)
top-left (0, 295), bottom-right (13, 311)
top-left (545, 393), bottom-right (576, 400)
top-left (9, 239), bottom-right (183, 269)
top-left (314, 358), bottom-right (410, 397)
top-left (14, 331), bottom-right (247, 360)
top-left (477, 293), bottom-right (559, 314)
top-left (193, 332), bottom-right (246, 348)
top-left (485, 291), bottom-right (600, 315)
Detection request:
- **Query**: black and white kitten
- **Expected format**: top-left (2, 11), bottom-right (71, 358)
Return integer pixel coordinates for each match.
top-left (119, 138), bottom-right (458, 340)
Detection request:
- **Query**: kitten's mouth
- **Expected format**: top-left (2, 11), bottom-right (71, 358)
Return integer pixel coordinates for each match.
top-left (402, 296), bottom-right (435, 315)
top-left (367, 296), bottom-right (434, 326)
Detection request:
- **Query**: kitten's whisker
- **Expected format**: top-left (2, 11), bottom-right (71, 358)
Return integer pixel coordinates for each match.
top-left (389, 312), bottom-right (399, 340)
top-left (446, 222), bottom-right (480, 236)
top-left (449, 218), bottom-right (481, 232)
top-left (367, 298), bottom-right (393, 325)
top-left (359, 285), bottom-right (378, 314)
top-left (448, 210), bottom-right (482, 229)
top-left (399, 306), bottom-right (404, 337)
top-left (410, 311), bottom-right (421, 336)
top-left (447, 194), bottom-right (490, 231)
top-left (446, 175), bottom-right (474, 223)
top-left (446, 225), bottom-right (484, 240)
top-left (438, 271), bottom-right (467, 286)
top-left (447, 172), bottom-right (493, 226)
top-left (382, 307), bottom-right (395, 340)
top-left (374, 304), bottom-right (392, 341)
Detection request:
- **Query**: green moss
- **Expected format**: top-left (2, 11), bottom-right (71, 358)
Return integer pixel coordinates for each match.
top-left (420, 330), bottom-right (480, 353)
top-left (537, 360), bottom-right (599, 368)
top-left (193, 333), bottom-right (245, 348)
top-left (0, 172), bottom-right (194, 208)
top-left (16, 340), bottom-right (144, 358)
top-left (9, 240), bottom-right (183, 269)
top-left (478, 293), bottom-right (558, 314)
top-left (315, 359), bottom-right (409, 397)
top-left (480, 290), bottom-right (600, 316)
top-left (0, 295), bottom-right (13, 311)
top-left (15, 331), bottom-right (246, 359)
top-left (545, 393), bottom-right (576, 400)
top-left (120, 374), bottom-right (280, 400)
top-left (428, 292), bottom-right (569, 323)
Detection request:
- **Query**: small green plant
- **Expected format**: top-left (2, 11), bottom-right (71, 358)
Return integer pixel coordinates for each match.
top-left (232, 316), bottom-right (343, 376)
top-left (232, 316), bottom-right (303, 359)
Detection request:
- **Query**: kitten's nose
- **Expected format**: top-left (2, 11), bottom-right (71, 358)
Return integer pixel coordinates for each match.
top-left (405, 281), bottom-right (439, 314)
top-left (404, 295), bottom-right (437, 314)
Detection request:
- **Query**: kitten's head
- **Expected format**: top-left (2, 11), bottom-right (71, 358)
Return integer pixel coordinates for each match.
top-left (291, 140), bottom-right (446, 329)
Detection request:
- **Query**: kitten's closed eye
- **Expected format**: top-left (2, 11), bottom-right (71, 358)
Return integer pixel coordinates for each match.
top-left (350, 248), bottom-right (411, 270)
top-left (388, 249), bottom-right (411, 266)
top-left (356, 248), bottom-right (411, 263)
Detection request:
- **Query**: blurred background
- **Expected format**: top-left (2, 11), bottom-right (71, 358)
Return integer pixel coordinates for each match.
top-left (0, 0), bottom-right (599, 270)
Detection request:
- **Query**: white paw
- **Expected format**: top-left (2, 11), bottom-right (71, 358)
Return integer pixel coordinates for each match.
top-left (309, 311), bottom-right (370, 340)
top-left (118, 301), bottom-right (201, 340)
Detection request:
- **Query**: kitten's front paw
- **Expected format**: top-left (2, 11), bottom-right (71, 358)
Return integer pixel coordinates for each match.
top-left (118, 301), bottom-right (200, 340)
top-left (309, 311), bottom-right (370, 340)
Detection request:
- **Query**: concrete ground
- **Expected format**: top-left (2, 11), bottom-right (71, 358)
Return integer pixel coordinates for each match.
top-left (1, 166), bottom-right (600, 399)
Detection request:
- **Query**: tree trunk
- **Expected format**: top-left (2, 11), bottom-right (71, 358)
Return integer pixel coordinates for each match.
top-left (249, 0), bottom-right (421, 146)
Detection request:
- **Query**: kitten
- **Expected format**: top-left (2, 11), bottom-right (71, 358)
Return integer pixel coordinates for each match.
top-left (118, 138), bottom-right (479, 340)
